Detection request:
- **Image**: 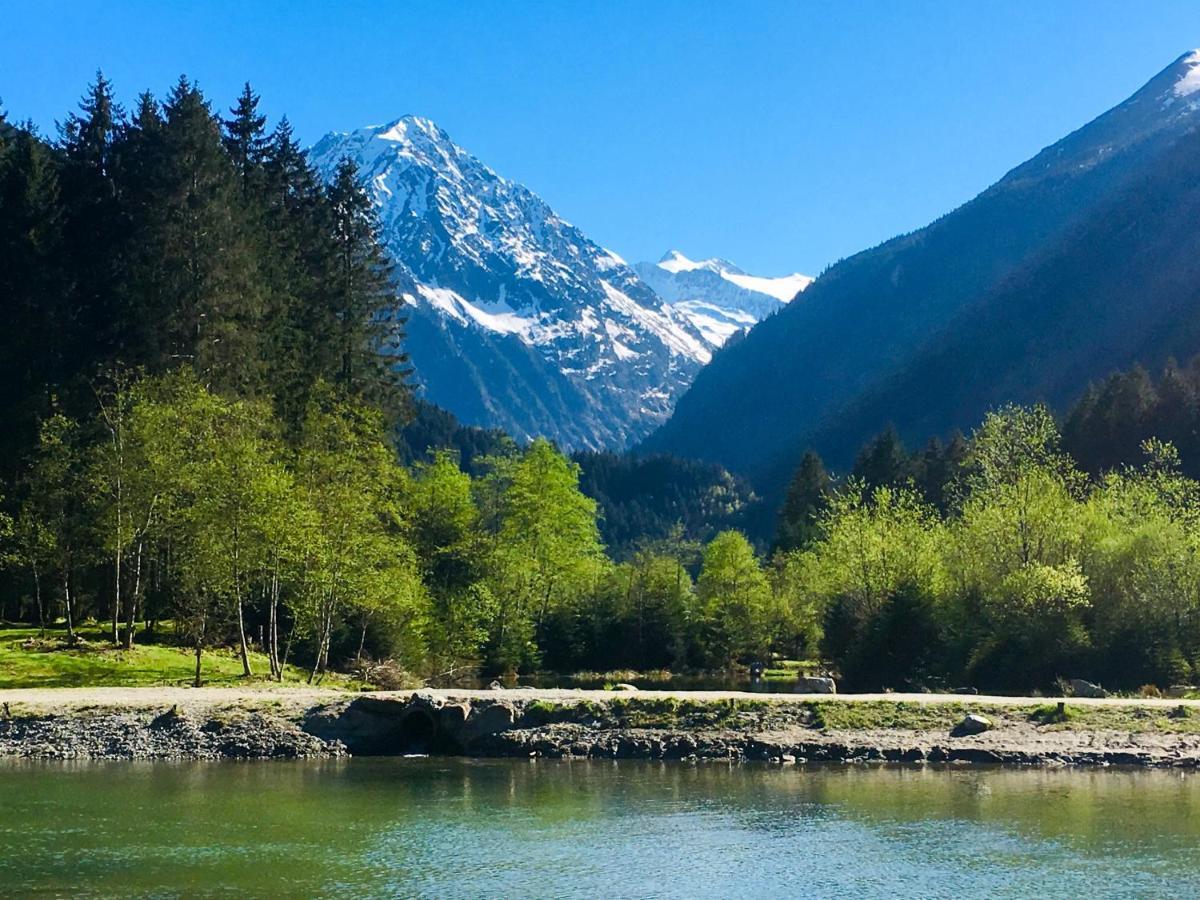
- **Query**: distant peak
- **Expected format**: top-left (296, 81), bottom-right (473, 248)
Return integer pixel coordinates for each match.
top-left (657, 249), bottom-right (696, 272)
top-left (656, 250), bottom-right (744, 276)
top-left (374, 115), bottom-right (448, 143)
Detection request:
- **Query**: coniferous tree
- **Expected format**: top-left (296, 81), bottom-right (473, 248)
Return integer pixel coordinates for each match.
top-left (222, 83), bottom-right (268, 197)
top-left (259, 117), bottom-right (332, 436)
top-left (59, 72), bottom-right (125, 379)
top-left (150, 77), bottom-right (262, 391)
top-left (325, 157), bottom-right (410, 421)
top-left (0, 124), bottom-right (69, 474)
top-left (852, 425), bottom-right (911, 492)
top-left (775, 450), bottom-right (831, 552)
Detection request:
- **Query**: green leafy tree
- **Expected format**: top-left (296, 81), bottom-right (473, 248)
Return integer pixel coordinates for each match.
top-left (293, 387), bottom-right (427, 682)
top-left (22, 409), bottom-right (89, 643)
top-left (407, 451), bottom-right (493, 672)
top-left (483, 439), bottom-right (606, 672)
top-left (696, 530), bottom-right (777, 666)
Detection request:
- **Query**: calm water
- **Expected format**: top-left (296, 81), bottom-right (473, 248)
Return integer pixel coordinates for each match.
top-left (2, 759), bottom-right (1200, 898)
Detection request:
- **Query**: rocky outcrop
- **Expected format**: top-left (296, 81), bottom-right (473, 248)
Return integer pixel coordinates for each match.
top-left (0, 707), bottom-right (344, 760)
top-left (6, 690), bottom-right (1200, 768)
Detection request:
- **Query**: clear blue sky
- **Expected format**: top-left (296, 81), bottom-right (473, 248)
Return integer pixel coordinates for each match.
top-left (4, 1), bottom-right (1200, 275)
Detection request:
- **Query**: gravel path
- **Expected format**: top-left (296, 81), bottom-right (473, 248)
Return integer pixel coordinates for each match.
top-left (2, 685), bottom-right (1198, 713)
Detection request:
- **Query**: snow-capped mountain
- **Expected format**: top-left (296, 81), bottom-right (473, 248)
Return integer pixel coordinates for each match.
top-left (635, 251), bottom-right (812, 348)
top-left (308, 117), bottom-right (709, 450)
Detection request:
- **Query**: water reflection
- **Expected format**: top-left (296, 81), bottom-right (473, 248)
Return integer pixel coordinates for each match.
top-left (1, 759), bottom-right (1198, 898)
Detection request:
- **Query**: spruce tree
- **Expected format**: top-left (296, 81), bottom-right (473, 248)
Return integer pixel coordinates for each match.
top-left (59, 72), bottom-right (126, 382)
top-left (0, 125), bottom-right (69, 474)
top-left (852, 425), bottom-right (911, 492)
top-left (149, 77), bottom-right (263, 392)
top-left (325, 157), bottom-right (411, 422)
top-left (222, 82), bottom-right (268, 197)
top-left (775, 450), bottom-right (831, 552)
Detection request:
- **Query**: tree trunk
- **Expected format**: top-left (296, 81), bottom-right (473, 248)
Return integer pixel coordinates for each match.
top-left (282, 625), bottom-right (295, 679)
top-left (124, 540), bottom-right (144, 650)
top-left (268, 572), bottom-right (280, 681)
top-left (62, 569), bottom-right (75, 645)
top-left (356, 614), bottom-right (369, 664)
top-left (235, 586), bottom-right (252, 677)
top-left (193, 612), bottom-right (207, 687)
top-left (111, 544), bottom-right (122, 645)
top-left (32, 564), bottom-right (45, 638)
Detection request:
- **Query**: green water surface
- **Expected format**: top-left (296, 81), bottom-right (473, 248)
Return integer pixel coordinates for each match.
top-left (1, 758), bottom-right (1198, 898)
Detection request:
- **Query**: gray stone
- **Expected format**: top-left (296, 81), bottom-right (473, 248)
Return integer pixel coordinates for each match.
top-left (795, 676), bottom-right (837, 694)
top-left (1069, 678), bottom-right (1108, 699)
top-left (463, 701), bottom-right (517, 742)
top-left (611, 683), bottom-right (639, 692)
top-left (1167, 685), bottom-right (1198, 699)
top-left (952, 713), bottom-right (993, 736)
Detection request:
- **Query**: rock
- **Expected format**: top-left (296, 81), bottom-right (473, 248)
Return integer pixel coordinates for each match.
top-left (952, 713), bottom-right (993, 736)
top-left (611, 683), bottom-right (639, 692)
top-left (463, 701), bottom-right (517, 743)
top-left (438, 701), bottom-right (471, 731)
top-left (950, 687), bottom-right (979, 695)
top-left (1167, 685), bottom-right (1197, 699)
top-left (795, 676), bottom-right (837, 694)
top-left (488, 680), bottom-right (505, 690)
top-left (1069, 678), bottom-right (1108, 699)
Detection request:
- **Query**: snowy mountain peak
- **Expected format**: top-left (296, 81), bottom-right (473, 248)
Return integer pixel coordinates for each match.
top-left (308, 117), bottom-right (711, 450)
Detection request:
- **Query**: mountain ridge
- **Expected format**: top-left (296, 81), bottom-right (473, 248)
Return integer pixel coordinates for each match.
top-left (642, 50), bottom-right (1200, 491)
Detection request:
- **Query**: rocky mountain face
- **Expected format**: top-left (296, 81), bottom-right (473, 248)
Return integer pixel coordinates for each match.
top-left (635, 251), bottom-right (811, 348)
top-left (308, 117), bottom-right (709, 450)
top-left (643, 50), bottom-right (1200, 492)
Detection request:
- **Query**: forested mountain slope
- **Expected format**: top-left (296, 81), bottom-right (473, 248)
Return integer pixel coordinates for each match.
top-left (810, 125), bottom-right (1200, 468)
top-left (643, 51), bottom-right (1200, 491)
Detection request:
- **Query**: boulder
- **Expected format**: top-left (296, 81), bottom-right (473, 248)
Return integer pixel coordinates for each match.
top-left (1167, 685), bottom-right (1198, 699)
top-left (1069, 678), bottom-right (1107, 699)
top-left (952, 713), bottom-right (993, 737)
top-left (611, 683), bottom-right (639, 692)
top-left (795, 676), bottom-right (837, 694)
top-left (462, 701), bottom-right (517, 743)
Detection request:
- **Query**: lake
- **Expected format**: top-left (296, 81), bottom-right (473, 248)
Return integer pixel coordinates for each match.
top-left (2, 758), bottom-right (1199, 897)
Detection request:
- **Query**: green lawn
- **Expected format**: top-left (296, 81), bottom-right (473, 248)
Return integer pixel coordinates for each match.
top-left (0, 624), bottom-right (347, 690)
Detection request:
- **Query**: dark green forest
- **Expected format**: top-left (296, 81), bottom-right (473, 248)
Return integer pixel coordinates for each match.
top-left (5, 75), bottom-right (1200, 693)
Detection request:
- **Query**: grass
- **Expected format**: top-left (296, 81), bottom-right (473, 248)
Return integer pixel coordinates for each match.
top-left (762, 659), bottom-right (822, 681)
top-left (0, 624), bottom-right (353, 690)
top-left (805, 700), bottom-right (968, 731)
top-left (1026, 702), bottom-right (1200, 734)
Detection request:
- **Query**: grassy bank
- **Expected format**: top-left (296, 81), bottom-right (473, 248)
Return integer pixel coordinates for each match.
top-left (0, 624), bottom-right (349, 690)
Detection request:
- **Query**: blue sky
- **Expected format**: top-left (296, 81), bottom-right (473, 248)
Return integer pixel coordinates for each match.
top-left (4, 1), bottom-right (1200, 274)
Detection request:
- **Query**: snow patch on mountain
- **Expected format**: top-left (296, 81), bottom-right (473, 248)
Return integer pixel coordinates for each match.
top-left (636, 250), bottom-right (812, 349)
top-left (1174, 49), bottom-right (1200, 98)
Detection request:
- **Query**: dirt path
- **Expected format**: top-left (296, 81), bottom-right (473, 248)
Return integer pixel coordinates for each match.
top-left (2, 684), bottom-right (1197, 713)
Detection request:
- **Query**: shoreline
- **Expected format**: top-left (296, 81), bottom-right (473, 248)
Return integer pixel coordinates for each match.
top-left (4, 687), bottom-right (1200, 767)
